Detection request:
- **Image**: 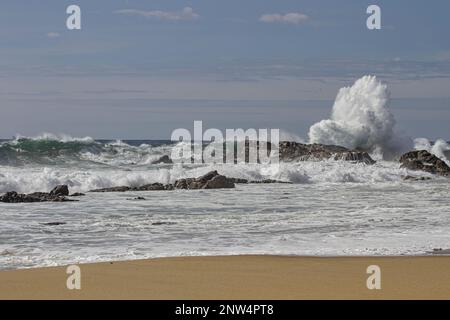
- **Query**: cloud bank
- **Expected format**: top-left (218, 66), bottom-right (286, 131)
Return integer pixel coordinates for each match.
top-left (115, 7), bottom-right (199, 21)
top-left (260, 12), bottom-right (309, 25)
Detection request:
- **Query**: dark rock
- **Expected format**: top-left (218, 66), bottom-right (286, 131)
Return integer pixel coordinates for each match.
top-left (248, 179), bottom-right (292, 184)
top-left (279, 141), bottom-right (375, 164)
top-left (90, 183), bottom-right (171, 193)
top-left (429, 248), bottom-right (450, 255)
top-left (174, 171), bottom-right (235, 189)
top-left (90, 186), bottom-right (131, 192)
top-left (42, 222), bottom-right (66, 226)
top-left (88, 171), bottom-right (236, 193)
top-left (151, 155), bottom-right (173, 164)
top-left (70, 192), bottom-right (85, 197)
top-left (399, 150), bottom-right (450, 177)
top-left (403, 176), bottom-right (432, 181)
top-left (49, 185), bottom-right (69, 196)
top-left (127, 196), bottom-right (146, 200)
top-left (136, 183), bottom-right (167, 191)
top-left (203, 174), bottom-right (235, 189)
top-left (0, 190), bottom-right (75, 203)
top-left (230, 178), bottom-right (249, 184)
top-left (152, 221), bottom-right (177, 226)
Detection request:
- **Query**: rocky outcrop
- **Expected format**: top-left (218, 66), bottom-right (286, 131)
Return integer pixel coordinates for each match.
top-left (229, 178), bottom-right (292, 184)
top-left (399, 150), bottom-right (450, 177)
top-left (90, 183), bottom-right (172, 193)
top-left (174, 171), bottom-right (235, 190)
top-left (91, 171), bottom-right (236, 192)
top-left (49, 185), bottom-right (69, 197)
top-left (151, 155), bottom-right (173, 164)
top-left (403, 176), bottom-right (432, 181)
top-left (0, 185), bottom-right (75, 203)
top-left (279, 142), bottom-right (375, 164)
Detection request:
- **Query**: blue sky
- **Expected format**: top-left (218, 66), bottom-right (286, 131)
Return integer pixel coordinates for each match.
top-left (0, 0), bottom-right (449, 139)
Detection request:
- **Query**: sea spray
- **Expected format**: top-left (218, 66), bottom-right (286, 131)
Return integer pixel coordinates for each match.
top-left (308, 75), bottom-right (412, 159)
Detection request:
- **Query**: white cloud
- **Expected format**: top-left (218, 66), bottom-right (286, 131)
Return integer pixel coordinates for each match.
top-left (46, 32), bottom-right (60, 38)
top-left (260, 12), bottom-right (309, 25)
top-left (114, 7), bottom-right (199, 21)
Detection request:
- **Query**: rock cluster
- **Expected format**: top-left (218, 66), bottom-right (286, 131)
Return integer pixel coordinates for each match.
top-left (151, 155), bottom-right (173, 164)
top-left (174, 171), bottom-right (235, 190)
top-left (279, 142), bottom-right (375, 165)
top-left (91, 171), bottom-right (236, 192)
top-left (0, 185), bottom-right (75, 203)
top-left (90, 183), bottom-right (172, 193)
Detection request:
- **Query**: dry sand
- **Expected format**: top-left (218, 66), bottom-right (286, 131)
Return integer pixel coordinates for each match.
top-left (0, 255), bottom-right (449, 300)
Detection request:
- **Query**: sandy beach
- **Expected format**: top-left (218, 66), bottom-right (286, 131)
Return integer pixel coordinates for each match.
top-left (0, 255), bottom-right (449, 300)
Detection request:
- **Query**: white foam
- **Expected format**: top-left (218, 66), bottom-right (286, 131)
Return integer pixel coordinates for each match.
top-left (308, 75), bottom-right (412, 159)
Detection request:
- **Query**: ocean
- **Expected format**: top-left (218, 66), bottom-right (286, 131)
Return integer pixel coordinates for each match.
top-left (1, 136), bottom-right (450, 270)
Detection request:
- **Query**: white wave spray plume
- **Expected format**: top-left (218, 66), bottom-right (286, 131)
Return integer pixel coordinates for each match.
top-left (308, 75), bottom-right (412, 159)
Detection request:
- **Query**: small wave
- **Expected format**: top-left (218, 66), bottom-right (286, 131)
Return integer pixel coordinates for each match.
top-left (0, 160), bottom-right (434, 194)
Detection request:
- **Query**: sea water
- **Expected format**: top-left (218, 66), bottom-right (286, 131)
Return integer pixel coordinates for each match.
top-left (0, 137), bottom-right (449, 270)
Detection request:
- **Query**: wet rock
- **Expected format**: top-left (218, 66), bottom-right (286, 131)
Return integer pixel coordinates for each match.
top-left (429, 248), bottom-right (450, 255)
top-left (0, 190), bottom-right (75, 203)
top-left (203, 174), bottom-right (235, 189)
top-left (127, 196), bottom-right (146, 200)
top-left (248, 179), bottom-right (292, 184)
top-left (42, 222), bottom-right (67, 226)
top-left (152, 221), bottom-right (177, 226)
top-left (89, 171), bottom-right (236, 192)
top-left (403, 176), bottom-right (432, 181)
top-left (136, 183), bottom-right (167, 191)
top-left (49, 185), bottom-right (69, 197)
top-left (230, 178), bottom-right (249, 184)
top-left (151, 155), bottom-right (173, 164)
top-left (279, 141), bottom-right (375, 164)
top-left (90, 186), bottom-right (131, 192)
top-left (174, 170), bottom-right (235, 190)
top-left (399, 150), bottom-right (450, 177)
top-left (70, 192), bottom-right (86, 197)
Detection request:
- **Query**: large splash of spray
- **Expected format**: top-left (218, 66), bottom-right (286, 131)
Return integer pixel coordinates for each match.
top-left (308, 75), bottom-right (411, 159)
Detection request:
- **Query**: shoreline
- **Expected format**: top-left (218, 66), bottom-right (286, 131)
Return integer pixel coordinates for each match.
top-left (1, 255), bottom-right (450, 300)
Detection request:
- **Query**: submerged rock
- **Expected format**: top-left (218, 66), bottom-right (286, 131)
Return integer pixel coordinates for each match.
top-left (70, 192), bottom-right (86, 197)
top-left (90, 186), bottom-right (131, 192)
top-left (42, 222), bottom-right (67, 226)
top-left (91, 183), bottom-right (172, 193)
top-left (403, 176), bottom-right (432, 182)
top-left (279, 141), bottom-right (375, 164)
top-left (399, 150), bottom-right (450, 177)
top-left (151, 155), bottom-right (173, 164)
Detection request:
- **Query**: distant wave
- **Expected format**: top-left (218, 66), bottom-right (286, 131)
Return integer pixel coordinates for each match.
top-left (0, 134), bottom-right (175, 167)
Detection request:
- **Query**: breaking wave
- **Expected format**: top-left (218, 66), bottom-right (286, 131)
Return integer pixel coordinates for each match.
top-left (308, 75), bottom-right (412, 159)
top-left (0, 134), bottom-right (174, 167)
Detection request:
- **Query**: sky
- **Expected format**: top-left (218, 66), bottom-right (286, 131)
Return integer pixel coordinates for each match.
top-left (0, 0), bottom-right (449, 139)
